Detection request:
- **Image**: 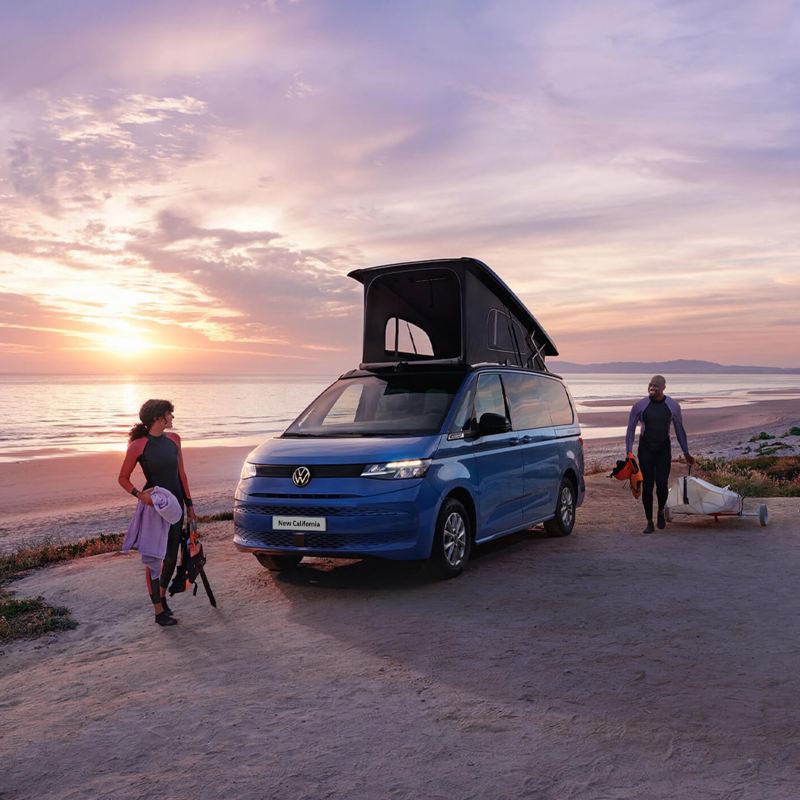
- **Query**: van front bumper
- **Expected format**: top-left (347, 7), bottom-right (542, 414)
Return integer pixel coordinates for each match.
top-left (233, 481), bottom-right (440, 561)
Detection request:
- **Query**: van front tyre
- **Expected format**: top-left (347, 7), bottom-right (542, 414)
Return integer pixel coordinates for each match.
top-left (428, 498), bottom-right (471, 579)
top-left (544, 479), bottom-right (576, 537)
top-left (254, 553), bottom-right (303, 571)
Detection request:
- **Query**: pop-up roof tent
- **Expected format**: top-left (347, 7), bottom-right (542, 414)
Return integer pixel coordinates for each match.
top-left (348, 258), bottom-right (558, 371)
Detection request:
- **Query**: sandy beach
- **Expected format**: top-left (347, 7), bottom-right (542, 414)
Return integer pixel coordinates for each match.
top-left (2, 467), bottom-right (799, 799)
top-left (1, 392), bottom-right (798, 554)
top-left (0, 392), bottom-right (799, 798)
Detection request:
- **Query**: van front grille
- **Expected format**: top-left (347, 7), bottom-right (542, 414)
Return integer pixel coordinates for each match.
top-left (254, 464), bottom-right (366, 478)
top-left (236, 503), bottom-right (405, 518)
top-left (236, 526), bottom-right (408, 550)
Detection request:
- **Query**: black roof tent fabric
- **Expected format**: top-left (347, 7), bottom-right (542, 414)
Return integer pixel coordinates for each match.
top-left (348, 257), bottom-right (558, 370)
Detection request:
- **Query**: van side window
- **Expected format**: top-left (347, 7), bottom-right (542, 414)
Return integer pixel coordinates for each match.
top-left (474, 374), bottom-right (508, 426)
top-left (450, 382), bottom-right (475, 432)
top-left (502, 372), bottom-right (552, 429)
top-left (539, 378), bottom-right (575, 425)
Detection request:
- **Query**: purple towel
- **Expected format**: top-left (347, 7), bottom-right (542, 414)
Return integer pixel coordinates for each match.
top-left (122, 487), bottom-right (183, 577)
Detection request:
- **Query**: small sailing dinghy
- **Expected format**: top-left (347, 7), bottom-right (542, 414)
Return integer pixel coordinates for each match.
top-left (665, 474), bottom-right (768, 526)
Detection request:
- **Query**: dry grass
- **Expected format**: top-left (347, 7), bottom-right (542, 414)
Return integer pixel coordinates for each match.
top-left (586, 458), bottom-right (614, 475)
top-left (0, 512), bottom-right (232, 643)
top-left (0, 533), bottom-right (124, 582)
top-left (695, 456), bottom-right (800, 497)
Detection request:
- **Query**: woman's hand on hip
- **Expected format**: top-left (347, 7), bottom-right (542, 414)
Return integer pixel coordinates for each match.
top-left (139, 490), bottom-right (154, 506)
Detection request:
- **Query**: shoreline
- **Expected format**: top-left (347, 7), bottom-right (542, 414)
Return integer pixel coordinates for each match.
top-left (1, 395), bottom-right (798, 554)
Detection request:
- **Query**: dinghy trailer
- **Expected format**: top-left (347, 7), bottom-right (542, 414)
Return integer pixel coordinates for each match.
top-left (664, 473), bottom-right (769, 527)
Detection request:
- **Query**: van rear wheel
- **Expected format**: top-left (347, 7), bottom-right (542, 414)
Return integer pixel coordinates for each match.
top-left (254, 553), bottom-right (303, 571)
top-left (544, 479), bottom-right (576, 537)
top-left (428, 498), bottom-right (471, 579)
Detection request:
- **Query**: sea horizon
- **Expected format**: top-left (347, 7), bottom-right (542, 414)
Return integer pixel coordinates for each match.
top-left (3, 371), bottom-right (800, 463)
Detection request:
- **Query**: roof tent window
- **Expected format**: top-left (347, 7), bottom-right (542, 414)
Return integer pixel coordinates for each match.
top-left (488, 308), bottom-right (528, 354)
top-left (363, 268), bottom-right (461, 363)
top-left (385, 318), bottom-right (434, 357)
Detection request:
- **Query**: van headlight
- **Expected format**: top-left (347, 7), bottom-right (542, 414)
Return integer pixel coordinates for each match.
top-left (240, 462), bottom-right (257, 480)
top-left (361, 459), bottom-right (431, 479)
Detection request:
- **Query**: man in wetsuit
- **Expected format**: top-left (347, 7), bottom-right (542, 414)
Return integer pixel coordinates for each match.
top-left (626, 375), bottom-right (694, 534)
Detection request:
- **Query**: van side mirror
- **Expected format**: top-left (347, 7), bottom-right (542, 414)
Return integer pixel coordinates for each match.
top-left (476, 412), bottom-right (511, 437)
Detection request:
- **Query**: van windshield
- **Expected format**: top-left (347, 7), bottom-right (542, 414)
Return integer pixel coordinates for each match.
top-left (283, 373), bottom-right (463, 437)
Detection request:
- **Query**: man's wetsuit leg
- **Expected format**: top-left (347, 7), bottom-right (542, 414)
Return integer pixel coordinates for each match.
top-left (638, 443), bottom-right (671, 520)
top-left (654, 443), bottom-right (671, 513)
top-left (159, 516), bottom-right (185, 591)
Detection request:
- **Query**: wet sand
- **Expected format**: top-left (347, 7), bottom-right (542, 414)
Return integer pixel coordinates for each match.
top-left (578, 396), bottom-right (799, 438)
top-left (2, 472), bottom-right (799, 799)
top-left (0, 444), bottom-right (255, 553)
top-left (1, 396), bottom-right (798, 553)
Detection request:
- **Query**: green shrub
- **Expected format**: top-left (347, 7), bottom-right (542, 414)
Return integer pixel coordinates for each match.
top-left (0, 595), bottom-right (77, 642)
top-left (749, 431), bottom-right (775, 442)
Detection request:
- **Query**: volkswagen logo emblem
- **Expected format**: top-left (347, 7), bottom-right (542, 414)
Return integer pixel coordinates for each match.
top-left (292, 466), bottom-right (311, 487)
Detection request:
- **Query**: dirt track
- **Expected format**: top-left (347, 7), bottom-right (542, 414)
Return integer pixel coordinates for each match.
top-left (2, 471), bottom-right (799, 800)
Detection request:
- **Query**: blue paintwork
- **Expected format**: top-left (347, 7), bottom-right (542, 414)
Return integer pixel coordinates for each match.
top-left (233, 367), bottom-right (585, 562)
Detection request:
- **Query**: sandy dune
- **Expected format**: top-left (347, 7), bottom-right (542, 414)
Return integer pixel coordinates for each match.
top-left (2, 471), bottom-right (799, 800)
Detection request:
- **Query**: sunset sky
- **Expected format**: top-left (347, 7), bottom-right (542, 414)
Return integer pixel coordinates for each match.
top-left (1, 0), bottom-right (798, 374)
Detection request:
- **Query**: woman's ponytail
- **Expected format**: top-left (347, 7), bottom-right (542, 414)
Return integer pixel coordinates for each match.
top-left (128, 422), bottom-right (149, 441)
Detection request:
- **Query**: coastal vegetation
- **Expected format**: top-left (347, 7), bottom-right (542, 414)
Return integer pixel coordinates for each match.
top-left (695, 455), bottom-right (800, 497)
top-left (0, 512), bottom-right (232, 642)
top-left (0, 596), bottom-right (77, 642)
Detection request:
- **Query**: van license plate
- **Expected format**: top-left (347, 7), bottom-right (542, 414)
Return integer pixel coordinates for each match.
top-left (273, 516), bottom-right (327, 532)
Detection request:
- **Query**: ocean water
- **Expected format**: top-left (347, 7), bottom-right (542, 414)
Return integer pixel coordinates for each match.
top-left (1, 372), bottom-right (799, 462)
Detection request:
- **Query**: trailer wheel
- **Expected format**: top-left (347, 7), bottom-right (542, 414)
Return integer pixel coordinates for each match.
top-left (759, 504), bottom-right (769, 527)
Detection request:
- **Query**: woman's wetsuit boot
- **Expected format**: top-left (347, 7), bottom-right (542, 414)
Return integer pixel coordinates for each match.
top-left (147, 571), bottom-right (176, 622)
top-left (155, 611), bottom-right (177, 626)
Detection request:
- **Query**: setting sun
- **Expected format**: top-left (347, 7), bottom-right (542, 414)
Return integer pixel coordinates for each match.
top-left (105, 332), bottom-right (145, 355)
top-left (96, 320), bottom-right (150, 357)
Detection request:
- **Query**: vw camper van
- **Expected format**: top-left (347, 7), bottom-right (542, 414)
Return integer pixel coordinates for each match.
top-left (234, 258), bottom-right (584, 577)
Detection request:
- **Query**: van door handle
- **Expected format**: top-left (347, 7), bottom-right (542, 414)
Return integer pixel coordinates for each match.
top-left (520, 435), bottom-right (532, 444)
top-left (508, 438), bottom-right (520, 446)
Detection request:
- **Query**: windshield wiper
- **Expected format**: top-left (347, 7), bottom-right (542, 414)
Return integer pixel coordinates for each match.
top-left (283, 430), bottom-right (433, 438)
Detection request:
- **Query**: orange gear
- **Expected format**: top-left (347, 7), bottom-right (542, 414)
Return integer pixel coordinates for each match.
top-left (610, 451), bottom-right (643, 499)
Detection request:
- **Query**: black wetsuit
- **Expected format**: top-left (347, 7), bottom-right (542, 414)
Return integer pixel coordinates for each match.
top-left (637, 398), bottom-right (672, 521)
top-left (138, 434), bottom-right (185, 595)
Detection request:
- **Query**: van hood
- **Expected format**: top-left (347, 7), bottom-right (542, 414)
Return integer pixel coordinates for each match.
top-left (246, 435), bottom-right (439, 465)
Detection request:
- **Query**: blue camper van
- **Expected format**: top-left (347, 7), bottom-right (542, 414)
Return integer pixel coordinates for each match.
top-left (234, 258), bottom-right (585, 577)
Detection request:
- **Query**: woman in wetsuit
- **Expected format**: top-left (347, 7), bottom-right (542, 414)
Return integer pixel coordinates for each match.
top-left (118, 399), bottom-right (197, 626)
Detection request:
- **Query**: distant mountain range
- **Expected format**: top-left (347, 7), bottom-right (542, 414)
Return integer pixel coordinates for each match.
top-left (550, 359), bottom-right (800, 374)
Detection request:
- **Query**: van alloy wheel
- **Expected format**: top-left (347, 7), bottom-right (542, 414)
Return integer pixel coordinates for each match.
top-left (443, 511), bottom-right (467, 567)
top-left (429, 498), bottom-right (472, 579)
top-left (559, 485), bottom-right (574, 529)
top-left (544, 478), bottom-right (576, 537)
